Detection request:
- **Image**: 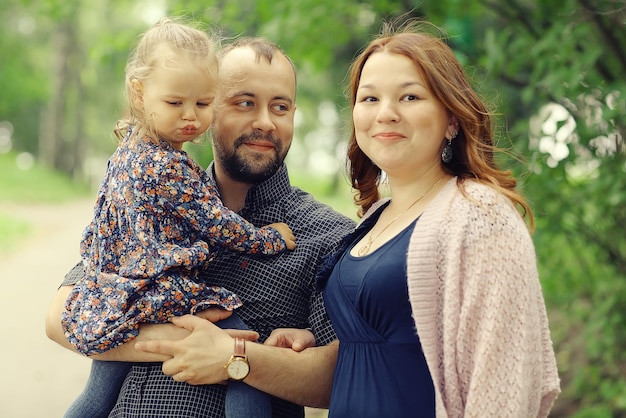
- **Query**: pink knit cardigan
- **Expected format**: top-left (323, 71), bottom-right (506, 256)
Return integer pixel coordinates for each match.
top-left (363, 178), bottom-right (560, 417)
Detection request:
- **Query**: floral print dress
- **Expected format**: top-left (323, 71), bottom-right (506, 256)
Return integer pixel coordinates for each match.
top-left (62, 132), bottom-right (287, 355)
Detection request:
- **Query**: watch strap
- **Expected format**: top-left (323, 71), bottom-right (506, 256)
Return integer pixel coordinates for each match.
top-left (234, 337), bottom-right (246, 357)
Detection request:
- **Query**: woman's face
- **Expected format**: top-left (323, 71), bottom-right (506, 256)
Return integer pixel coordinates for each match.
top-left (353, 51), bottom-right (452, 179)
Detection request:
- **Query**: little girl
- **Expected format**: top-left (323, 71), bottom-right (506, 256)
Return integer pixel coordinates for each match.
top-left (61, 18), bottom-right (295, 418)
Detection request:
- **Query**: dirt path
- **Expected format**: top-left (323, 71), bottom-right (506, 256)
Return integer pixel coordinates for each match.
top-left (0, 198), bottom-right (327, 418)
top-left (0, 198), bottom-right (95, 418)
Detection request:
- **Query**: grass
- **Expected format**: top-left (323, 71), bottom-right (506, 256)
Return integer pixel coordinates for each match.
top-left (0, 151), bottom-right (91, 253)
top-left (0, 212), bottom-right (31, 253)
top-left (0, 152), bottom-right (90, 203)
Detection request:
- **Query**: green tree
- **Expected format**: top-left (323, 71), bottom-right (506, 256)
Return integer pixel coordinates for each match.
top-left (1, 0), bottom-right (624, 414)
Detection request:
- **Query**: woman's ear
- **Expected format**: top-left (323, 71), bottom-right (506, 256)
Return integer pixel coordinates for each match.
top-left (446, 115), bottom-right (459, 140)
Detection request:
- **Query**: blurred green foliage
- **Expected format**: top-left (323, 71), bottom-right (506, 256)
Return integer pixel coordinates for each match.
top-left (1, 0), bottom-right (624, 415)
top-left (0, 152), bottom-right (89, 203)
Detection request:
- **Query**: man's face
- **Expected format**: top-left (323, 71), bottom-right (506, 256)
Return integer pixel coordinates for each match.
top-left (211, 46), bottom-right (296, 184)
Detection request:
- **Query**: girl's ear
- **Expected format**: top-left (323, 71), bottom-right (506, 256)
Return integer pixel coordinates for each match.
top-left (131, 79), bottom-right (144, 106)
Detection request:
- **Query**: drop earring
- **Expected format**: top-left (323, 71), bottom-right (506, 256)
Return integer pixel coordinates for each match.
top-left (441, 139), bottom-right (453, 163)
top-left (441, 127), bottom-right (458, 164)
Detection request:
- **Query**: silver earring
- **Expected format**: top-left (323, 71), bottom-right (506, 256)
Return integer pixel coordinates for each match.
top-left (441, 139), bottom-right (453, 163)
top-left (447, 128), bottom-right (458, 140)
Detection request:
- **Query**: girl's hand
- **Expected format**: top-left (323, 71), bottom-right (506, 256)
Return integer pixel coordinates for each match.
top-left (194, 307), bottom-right (234, 322)
top-left (267, 222), bottom-right (296, 250)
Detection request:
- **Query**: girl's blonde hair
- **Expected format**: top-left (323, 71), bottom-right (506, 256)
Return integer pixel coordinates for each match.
top-left (115, 17), bottom-right (219, 142)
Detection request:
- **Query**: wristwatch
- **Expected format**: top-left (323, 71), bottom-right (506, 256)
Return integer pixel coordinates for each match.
top-left (224, 337), bottom-right (250, 381)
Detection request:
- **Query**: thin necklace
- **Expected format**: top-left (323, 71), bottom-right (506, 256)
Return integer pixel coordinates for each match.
top-left (357, 176), bottom-right (445, 256)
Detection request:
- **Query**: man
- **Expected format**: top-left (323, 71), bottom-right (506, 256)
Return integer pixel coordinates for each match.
top-left (46, 37), bottom-right (355, 417)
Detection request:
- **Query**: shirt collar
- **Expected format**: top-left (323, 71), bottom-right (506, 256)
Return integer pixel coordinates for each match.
top-left (206, 162), bottom-right (292, 214)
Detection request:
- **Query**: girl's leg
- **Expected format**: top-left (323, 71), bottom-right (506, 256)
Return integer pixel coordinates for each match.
top-left (219, 313), bottom-right (272, 418)
top-left (63, 360), bottom-right (131, 418)
top-left (225, 380), bottom-right (273, 418)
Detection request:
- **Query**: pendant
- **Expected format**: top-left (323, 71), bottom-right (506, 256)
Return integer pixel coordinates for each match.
top-left (358, 239), bottom-right (372, 256)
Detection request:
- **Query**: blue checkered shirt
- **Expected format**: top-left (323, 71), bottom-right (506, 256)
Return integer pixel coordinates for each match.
top-left (62, 163), bottom-right (355, 417)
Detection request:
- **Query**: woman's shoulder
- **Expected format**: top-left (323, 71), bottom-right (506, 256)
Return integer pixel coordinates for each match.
top-left (359, 198), bottom-right (390, 224)
top-left (449, 180), bottom-right (530, 237)
top-left (459, 180), bottom-right (501, 204)
top-left (453, 180), bottom-right (518, 215)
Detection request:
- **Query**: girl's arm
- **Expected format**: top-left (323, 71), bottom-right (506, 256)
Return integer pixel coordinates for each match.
top-left (152, 152), bottom-right (294, 254)
top-left (45, 285), bottom-right (235, 362)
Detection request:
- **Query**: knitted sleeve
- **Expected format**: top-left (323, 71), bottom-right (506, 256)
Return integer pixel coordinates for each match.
top-left (444, 184), bottom-right (560, 417)
top-left (407, 180), bottom-right (560, 418)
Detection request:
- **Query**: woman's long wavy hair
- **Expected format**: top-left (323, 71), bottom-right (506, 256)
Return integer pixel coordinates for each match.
top-left (346, 20), bottom-right (534, 230)
top-left (114, 17), bottom-right (219, 144)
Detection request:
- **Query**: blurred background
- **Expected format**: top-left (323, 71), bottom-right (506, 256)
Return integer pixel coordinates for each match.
top-left (0, 0), bottom-right (624, 417)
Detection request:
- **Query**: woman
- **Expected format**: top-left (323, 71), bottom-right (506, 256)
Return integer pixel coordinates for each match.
top-left (135, 20), bottom-right (561, 418)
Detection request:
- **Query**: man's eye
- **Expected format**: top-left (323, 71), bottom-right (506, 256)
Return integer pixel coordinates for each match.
top-left (237, 101), bottom-right (254, 108)
top-left (273, 104), bottom-right (289, 112)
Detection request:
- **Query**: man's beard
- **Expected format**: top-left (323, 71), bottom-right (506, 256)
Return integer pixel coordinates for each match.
top-left (214, 131), bottom-right (287, 184)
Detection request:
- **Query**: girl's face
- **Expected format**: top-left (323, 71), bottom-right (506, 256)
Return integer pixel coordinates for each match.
top-left (138, 54), bottom-right (216, 150)
top-left (353, 51), bottom-right (454, 179)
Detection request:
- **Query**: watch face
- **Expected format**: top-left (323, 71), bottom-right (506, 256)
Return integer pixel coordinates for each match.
top-left (227, 358), bottom-right (250, 380)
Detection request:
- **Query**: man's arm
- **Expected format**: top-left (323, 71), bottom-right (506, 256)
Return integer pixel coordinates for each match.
top-left (135, 315), bottom-right (338, 408)
top-left (245, 337), bottom-right (337, 408)
top-left (45, 285), bottom-right (187, 362)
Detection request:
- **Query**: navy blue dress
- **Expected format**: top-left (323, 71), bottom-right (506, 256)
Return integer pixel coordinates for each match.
top-left (323, 207), bottom-right (435, 418)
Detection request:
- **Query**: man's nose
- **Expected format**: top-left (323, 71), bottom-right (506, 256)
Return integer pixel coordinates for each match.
top-left (251, 108), bottom-right (276, 131)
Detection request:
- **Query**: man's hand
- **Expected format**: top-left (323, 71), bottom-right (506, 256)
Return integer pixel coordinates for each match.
top-left (135, 315), bottom-right (257, 385)
top-left (265, 328), bottom-right (316, 352)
